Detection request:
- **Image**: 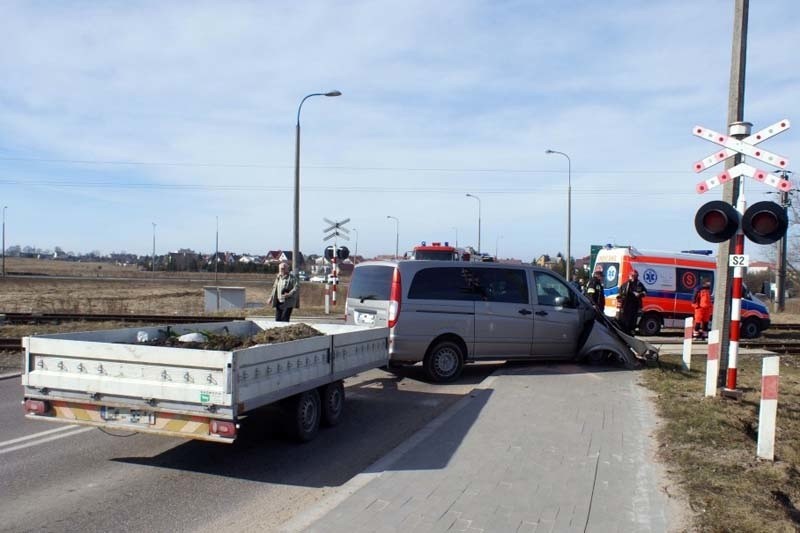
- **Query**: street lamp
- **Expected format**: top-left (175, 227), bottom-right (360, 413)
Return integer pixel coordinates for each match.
top-left (495, 235), bottom-right (503, 261)
top-left (452, 226), bottom-right (458, 249)
top-left (2, 206), bottom-right (6, 277)
top-left (152, 222), bottom-right (157, 278)
top-left (545, 149), bottom-right (572, 281)
top-left (386, 216), bottom-right (399, 259)
top-left (465, 193), bottom-right (481, 254)
top-left (293, 90), bottom-right (342, 273)
top-left (352, 228), bottom-right (359, 265)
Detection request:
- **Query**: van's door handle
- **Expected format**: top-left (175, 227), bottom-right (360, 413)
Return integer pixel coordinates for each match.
top-left (534, 311), bottom-right (548, 316)
top-left (518, 309), bottom-right (533, 315)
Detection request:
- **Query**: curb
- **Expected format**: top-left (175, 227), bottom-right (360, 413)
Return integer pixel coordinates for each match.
top-left (0, 372), bottom-right (22, 381)
top-left (278, 373), bottom-right (500, 533)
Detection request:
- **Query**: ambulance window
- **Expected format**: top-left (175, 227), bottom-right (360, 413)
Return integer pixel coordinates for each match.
top-left (594, 262), bottom-right (619, 288)
top-left (677, 268), bottom-right (714, 294)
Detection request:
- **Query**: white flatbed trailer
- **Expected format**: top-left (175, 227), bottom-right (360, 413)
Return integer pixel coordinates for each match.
top-left (21, 319), bottom-right (389, 443)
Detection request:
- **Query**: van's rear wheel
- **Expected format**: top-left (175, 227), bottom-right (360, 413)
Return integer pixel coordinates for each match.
top-left (424, 340), bottom-right (464, 382)
top-left (321, 381), bottom-right (345, 427)
top-left (639, 314), bottom-right (662, 336)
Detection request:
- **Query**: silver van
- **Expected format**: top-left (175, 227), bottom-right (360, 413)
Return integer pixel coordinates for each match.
top-left (345, 260), bottom-right (647, 382)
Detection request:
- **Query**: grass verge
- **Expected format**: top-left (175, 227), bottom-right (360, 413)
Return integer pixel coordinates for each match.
top-left (641, 351), bottom-right (800, 531)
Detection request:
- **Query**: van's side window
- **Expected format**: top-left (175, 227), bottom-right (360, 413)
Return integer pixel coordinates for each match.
top-left (407, 267), bottom-right (477, 301)
top-left (533, 272), bottom-right (575, 307)
top-left (472, 268), bottom-right (529, 304)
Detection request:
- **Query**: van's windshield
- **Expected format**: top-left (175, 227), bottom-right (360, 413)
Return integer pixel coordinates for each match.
top-left (349, 265), bottom-right (395, 300)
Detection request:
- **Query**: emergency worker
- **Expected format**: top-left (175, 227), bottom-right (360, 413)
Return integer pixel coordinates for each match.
top-left (692, 278), bottom-right (713, 340)
top-left (616, 270), bottom-right (647, 335)
top-left (584, 268), bottom-right (606, 312)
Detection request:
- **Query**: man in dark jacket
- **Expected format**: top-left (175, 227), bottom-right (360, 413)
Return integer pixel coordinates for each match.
top-left (617, 270), bottom-right (647, 335)
top-left (584, 268), bottom-right (606, 312)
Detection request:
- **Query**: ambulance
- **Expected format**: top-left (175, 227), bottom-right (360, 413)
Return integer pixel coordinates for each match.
top-left (593, 247), bottom-right (770, 338)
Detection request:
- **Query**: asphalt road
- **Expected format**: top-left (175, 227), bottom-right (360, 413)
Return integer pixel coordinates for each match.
top-left (0, 364), bottom-right (501, 533)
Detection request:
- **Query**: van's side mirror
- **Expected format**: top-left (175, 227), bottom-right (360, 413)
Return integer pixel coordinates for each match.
top-left (554, 296), bottom-right (565, 308)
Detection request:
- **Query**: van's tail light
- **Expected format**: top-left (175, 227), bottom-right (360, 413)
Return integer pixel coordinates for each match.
top-left (388, 267), bottom-right (402, 328)
top-left (24, 399), bottom-right (49, 415)
top-left (210, 420), bottom-right (237, 438)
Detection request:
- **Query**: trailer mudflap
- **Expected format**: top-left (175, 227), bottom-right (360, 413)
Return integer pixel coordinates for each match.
top-left (24, 399), bottom-right (236, 443)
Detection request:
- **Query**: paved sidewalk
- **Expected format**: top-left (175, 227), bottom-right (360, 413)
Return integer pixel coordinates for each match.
top-left (292, 364), bottom-right (682, 532)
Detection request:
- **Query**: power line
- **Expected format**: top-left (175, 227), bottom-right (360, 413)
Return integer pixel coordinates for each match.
top-left (0, 177), bottom-right (700, 195)
top-left (0, 155), bottom-right (688, 174)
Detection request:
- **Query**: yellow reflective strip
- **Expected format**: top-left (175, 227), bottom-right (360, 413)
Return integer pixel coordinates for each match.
top-left (164, 419), bottom-right (188, 433)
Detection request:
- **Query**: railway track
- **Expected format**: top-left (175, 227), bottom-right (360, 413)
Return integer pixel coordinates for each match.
top-left (0, 312), bottom-right (244, 325)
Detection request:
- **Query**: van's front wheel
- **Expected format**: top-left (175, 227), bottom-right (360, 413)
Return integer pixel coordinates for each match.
top-left (424, 340), bottom-right (464, 382)
top-left (741, 318), bottom-right (761, 339)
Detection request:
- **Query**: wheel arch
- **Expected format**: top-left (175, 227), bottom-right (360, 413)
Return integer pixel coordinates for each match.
top-left (425, 333), bottom-right (469, 362)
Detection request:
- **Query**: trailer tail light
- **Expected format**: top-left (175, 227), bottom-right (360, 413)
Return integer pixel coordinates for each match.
top-left (24, 399), bottom-right (49, 415)
top-left (210, 420), bottom-right (237, 439)
top-left (388, 267), bottom-right (402, 328)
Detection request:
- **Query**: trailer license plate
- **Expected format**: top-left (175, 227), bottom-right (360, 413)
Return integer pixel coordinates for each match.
top-left (100, 406), bottom-right (156, 426)
top-left (357, 312), bottom-right (375, 325)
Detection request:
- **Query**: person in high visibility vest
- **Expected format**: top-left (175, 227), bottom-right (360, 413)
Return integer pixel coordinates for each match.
top-left (692, 278), bottom-right (713, 340)
top-left (584, 268), bottom-right (605, 312)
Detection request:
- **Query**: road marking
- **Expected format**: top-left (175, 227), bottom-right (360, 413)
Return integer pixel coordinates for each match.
top-left (0, 426), bottom-right (94, 455)
top-left (0, 424), bottom-right (80, 448)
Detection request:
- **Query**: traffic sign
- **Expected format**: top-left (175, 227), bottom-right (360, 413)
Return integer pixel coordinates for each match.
top-left (692, 119), bottom-right (792, 195)
top-left (729, 254), bottom-right (749, 268)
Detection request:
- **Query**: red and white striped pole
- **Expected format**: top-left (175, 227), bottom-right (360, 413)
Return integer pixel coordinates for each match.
top-left (757, 356), bottom-right (780, 460)
top-left (726, 194), bottom-right (746, 390)
top-left (705, 329), bottom-right (720, 397)
top-left (682, 317), bottom-right (694, 371)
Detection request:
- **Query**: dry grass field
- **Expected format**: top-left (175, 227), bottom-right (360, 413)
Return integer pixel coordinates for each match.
top-left (0, 258), bottom-right (346, 315)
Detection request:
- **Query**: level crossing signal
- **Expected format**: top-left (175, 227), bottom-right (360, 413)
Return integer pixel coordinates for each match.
top-left (695, 200), bottom-right (788, 245)
top-left (324, 245), bottom-right (350, 260)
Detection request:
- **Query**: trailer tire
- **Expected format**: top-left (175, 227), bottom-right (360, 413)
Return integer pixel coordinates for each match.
top-left (292, 389), bottom-right (321, 442)
top-left (321, 381), bottom-right (345, 427)
top-left (741, 318), bottom-right (761, 339)
top-left (639, 314), bottom-right (662, 336)
top-left (424, 339), bottom-right (464, 382)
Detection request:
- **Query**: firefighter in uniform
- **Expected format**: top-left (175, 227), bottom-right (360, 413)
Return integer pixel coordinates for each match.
top-left (584, 268), bottom-right (606, 312)
top-left (617, 270), bottom-right (647, 335)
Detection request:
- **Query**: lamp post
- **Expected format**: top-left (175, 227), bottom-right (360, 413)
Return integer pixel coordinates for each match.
top-left (452, 226), bottom-right (458, 248)
top-left (386, 216), bottom-right (399, 259)
top-left (495, 235), bottom-right (503, 261)
top-left (151, 222), bottom-right (156, 278)
top-left (352, 228), bottom-right (359, 265)
top-left (465, 193), bottom-right (481, 254)
top-left (2, 206), bottom-right (6, 277)
top-left (545, 149), bottom-right (572, 280)
top-left (293, 90), bottom-right (342, 274)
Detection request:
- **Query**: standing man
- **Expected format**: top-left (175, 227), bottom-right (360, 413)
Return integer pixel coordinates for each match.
top-left (268, 262), bottom-right (299, 322)
top-left (616, 270), bottom-right (647, 335)
top-left (584, 268), bottom-right (606, 312)
top-left (692, 278), bottom-right (713, 340)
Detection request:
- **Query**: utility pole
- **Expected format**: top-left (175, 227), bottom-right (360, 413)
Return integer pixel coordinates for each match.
top-left (711, 0), bottom-right (748, 383)
top-left (773, 170), bottom-right (794, 312)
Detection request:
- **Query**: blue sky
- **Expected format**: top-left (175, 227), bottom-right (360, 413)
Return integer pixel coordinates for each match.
top-left (1, 1), bottom-right (798, 262)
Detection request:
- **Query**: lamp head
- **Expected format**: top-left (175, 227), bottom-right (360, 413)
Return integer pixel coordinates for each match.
top-left (325, 90), bottom-right (342, 97)
top-left (545, 149), bottom-right (554, 154)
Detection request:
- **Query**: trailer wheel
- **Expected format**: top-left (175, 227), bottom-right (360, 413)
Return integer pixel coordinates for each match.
top-left (741, 318), bottom-right (761, 339)
top-left (639, 314), bottom-right (662, 336)
top-left (424, 340), bottom-right (464, 382)
top-left (292, 389), bottom-right (321, 442)
top-left (321, 381), bottom-right (345, 427)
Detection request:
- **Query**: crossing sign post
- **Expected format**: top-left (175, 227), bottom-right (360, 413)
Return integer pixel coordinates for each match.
top-left (322, 218), bottom-right (350, 311)
top-left (692, 118), bottom-right (791, 395)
